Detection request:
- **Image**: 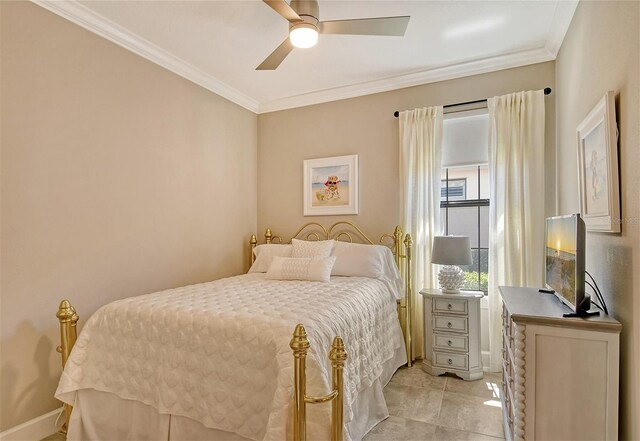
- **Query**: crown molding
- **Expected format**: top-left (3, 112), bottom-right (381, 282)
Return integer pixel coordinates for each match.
top-left (257, 47), bottom-right (555, 113)
top-left (545, 0), bottom-right (579, 56)
top-left (33, 0), bottom-right (577, 115)
top-left (32, 0), bottom-right (260, 113)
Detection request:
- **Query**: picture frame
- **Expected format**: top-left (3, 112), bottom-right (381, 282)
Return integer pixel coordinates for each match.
top-left (303, 154), bottom-right (358, 216)
top-left (576, 91), bottom-right (620, 233)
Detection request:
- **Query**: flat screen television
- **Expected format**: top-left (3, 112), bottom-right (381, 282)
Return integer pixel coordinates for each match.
top-left (545, 214), bottom-right (586, 312)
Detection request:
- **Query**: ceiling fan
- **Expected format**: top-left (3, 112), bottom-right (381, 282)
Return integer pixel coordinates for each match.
top-left (257, 0), bottom-right (410, 70)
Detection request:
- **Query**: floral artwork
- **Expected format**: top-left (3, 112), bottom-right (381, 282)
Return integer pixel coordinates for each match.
top-left (581, 121), bottom-right (609, 216)
top-left (577, 91), bottom-right (620, 232)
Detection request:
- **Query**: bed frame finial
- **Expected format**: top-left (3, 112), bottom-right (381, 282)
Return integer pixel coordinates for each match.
top-left (265, 228), bottom-right (273, 244)
top-left (250, 234), bottom-right (258, 266)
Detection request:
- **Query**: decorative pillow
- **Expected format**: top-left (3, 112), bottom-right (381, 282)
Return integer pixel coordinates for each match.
top-left (265, 256), bottom-right (336, 282)
top-left (291, 239), bottom-right (335, 258)
top-left (248, 244), bottom-right (292, 273)
top-left (330, 242), bottom-right (386, 277)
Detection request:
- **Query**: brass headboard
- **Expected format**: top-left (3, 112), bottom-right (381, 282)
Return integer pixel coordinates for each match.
top-left (249, 221), bottom-right (413, 367)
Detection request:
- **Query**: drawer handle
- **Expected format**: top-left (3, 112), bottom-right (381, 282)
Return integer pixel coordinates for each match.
top-left (447, 322), bottom-right (452, 328)
top-left (448, 358), bottom-right (453, 365)
top-left (447, 340), bottom-right (453, 347)
top-left (447, 303), bottom-right (453, 310)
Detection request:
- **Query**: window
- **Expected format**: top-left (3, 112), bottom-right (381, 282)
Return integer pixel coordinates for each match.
top-left (441, 178), bottom-right (466, 201)
top-left (440, 108), bottom-right (490, 293)
top-left (441, 165), bottom-right (489, 292)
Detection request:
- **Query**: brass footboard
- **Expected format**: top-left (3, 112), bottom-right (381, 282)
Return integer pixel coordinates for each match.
top-left (290, 324), bottom-right (347, 441)
top-left (56, 300), bottom-right (79, 434)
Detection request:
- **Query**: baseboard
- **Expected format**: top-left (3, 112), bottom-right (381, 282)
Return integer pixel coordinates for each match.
top-left (0, 408), bottom-right (63, 441)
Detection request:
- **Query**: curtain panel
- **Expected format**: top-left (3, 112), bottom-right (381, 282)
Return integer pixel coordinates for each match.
top-left (487, 90), bottom-right (546, 372)
top-left (399, 106), bottom-right (444, 360)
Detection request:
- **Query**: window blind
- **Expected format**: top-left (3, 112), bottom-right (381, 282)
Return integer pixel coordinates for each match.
top-left (442, 108), bottom-right (489, 167)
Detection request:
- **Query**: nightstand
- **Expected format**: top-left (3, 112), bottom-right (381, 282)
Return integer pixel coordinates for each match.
top-left (420, 289), bottom-right (483, 381)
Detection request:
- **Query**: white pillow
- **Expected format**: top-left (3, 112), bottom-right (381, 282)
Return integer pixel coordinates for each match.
top-left (265, 256), bottom-right (336, 282)
top-left (291, 239), bottom-right (335, 258)
top-left (330, 242), bottom-right (405, 299)
top-left (248, 244), bottom-right (292, 273)
top-left (331, 242), bottom-right (386, 277)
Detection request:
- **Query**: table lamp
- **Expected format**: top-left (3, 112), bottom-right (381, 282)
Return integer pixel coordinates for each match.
top-left (431, 236), bottom-right (473, 293)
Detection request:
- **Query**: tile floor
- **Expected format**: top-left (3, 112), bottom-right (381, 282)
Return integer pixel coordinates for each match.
top-left (42, 363), bottom-right (504, 441)
top-left (364, 363), bottom-right (505, 440)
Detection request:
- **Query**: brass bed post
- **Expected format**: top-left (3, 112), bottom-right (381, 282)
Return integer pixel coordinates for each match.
top-left (391, 226), bottom-right (413, 367)
top-left (291, 325), bottom-right (310, 441)
top-left (392, 226), bottom-right (404, 329)
top-left (403, 234), bottom-right (413, 367)
top-left (265, 228), bottom-right (273, 244)
top-left (56, 300), bottom-right (79, 434)
top-left (250, 234), bottom-right (257, 267)
top-left (290, 324), bottom-right (347, 441)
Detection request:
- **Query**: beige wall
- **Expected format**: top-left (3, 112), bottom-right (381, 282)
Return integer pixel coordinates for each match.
top-left (555, 2), bottom-right (639, 439)
top-left (257, 62), bottom-right (555, 241)
top-left (0, 1), bottom-right (257, 430)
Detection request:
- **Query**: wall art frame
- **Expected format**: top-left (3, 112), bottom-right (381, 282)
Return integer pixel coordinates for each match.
top-left (576, 90), bottom-right (620, 233)
top-left (303, 154), bottom-right (358, 216)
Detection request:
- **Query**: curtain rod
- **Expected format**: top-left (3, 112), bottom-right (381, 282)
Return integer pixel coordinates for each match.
top-left (393, 87), bottom-right (552, 117)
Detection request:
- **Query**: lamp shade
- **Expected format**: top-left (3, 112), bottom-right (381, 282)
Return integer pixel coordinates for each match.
top-left (431, 236), bottom-right (473, 265)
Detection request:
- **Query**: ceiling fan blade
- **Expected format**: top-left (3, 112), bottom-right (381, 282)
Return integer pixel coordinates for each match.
top-left (263, 0), bottom-right (302, 22)
top-left (319, 16), bottom-right (410, 36)
top-left (256, 38), bottom-right (295, 70)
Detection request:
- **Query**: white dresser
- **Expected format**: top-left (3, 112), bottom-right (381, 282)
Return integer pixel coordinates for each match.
top-left (420, 289), bottom-right (483, 381)
top-left (500, 286), bottom-right (621, 441)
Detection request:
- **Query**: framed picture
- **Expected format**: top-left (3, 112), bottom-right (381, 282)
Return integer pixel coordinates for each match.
top-left (303, 155), bottom-right (358, 216)
top-left (576, 91), bottom-right (620, 233)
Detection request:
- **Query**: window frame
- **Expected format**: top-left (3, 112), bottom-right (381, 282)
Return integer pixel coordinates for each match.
top-left (441, 166), bottom-right (490, 293)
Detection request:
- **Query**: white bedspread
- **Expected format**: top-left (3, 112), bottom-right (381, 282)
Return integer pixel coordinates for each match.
top-left (56, 274), bottom-right (405, 441)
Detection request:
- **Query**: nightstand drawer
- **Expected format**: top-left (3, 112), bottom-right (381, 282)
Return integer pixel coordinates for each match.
top-left (433, 351), bottom-right (468, 370)
top-left (433, 298), bottom-right (468, 315)
top-left (433, 315), bottom-right (468, 333)
top-left (434, 333), bottom-right (469, 352)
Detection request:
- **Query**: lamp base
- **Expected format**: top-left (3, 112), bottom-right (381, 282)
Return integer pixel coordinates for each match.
top-left (438, 265), bottom-right (465, 293)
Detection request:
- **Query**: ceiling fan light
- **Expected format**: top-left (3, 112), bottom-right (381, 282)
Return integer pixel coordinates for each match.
top-left (289, 23), bottom-right (318, 48)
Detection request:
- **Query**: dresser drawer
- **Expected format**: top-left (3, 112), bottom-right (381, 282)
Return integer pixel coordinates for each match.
top-left (433, 351), bottom-right (469, 370)
top-left (433, 297), bottom-right (468, 315)
top-left (433, 315), bottom-right (468, 333)
top-left (433, 333), bottom-right (469, 352)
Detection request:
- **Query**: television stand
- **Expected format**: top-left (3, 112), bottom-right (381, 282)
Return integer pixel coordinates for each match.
top-left (562, 294), bottom-right (598, 317)
top-left (499, 286), bottom-right (620, 441)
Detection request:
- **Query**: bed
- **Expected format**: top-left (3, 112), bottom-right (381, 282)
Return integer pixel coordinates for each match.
top-left (54, 222), bottom-right (413, 441)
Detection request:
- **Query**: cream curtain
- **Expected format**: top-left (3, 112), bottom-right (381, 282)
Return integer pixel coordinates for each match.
top-left (399, 106), bottom-right (444, 360)
top-left (487, 90), bottom-right (546, 372)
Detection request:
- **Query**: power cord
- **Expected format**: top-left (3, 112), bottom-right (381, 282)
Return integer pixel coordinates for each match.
top-left (585, 270), bottom-right (609, 315)
top-left (585, 280), bottom-right (605, 312)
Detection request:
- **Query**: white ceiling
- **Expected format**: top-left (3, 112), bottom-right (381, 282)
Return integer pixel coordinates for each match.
top-left (35, 0), bottom-right (578, 113)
